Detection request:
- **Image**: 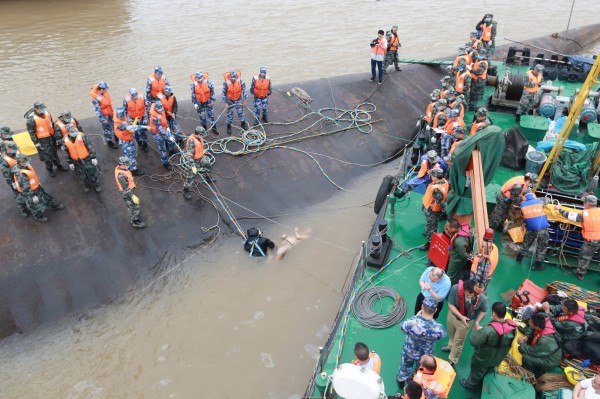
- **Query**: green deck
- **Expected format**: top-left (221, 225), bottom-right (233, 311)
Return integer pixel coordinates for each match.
top-left (309, 60), bottom-right (600, 398)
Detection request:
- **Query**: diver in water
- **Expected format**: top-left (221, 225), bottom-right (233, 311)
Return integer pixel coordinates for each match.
top-left (244, 227), bottom-right (275, 257)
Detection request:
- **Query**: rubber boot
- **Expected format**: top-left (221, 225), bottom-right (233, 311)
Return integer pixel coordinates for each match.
top-left (56, 162), bottom-right (68, 172)
top-left (46, 161), bottom-right (55, 177)
top-left (107, 140), bottom-right (118, 149)
top-left (515, 113), bottom-right (521, 123)
top-left (515, 253), bottom-right (524, 263)
top-left (394, 188), bottom-right (408, 199)
top-left (83, 185), bottom-right (90, 193)
top-left (141, 142), bottom-right (149, 153)
top-left (203, 173), bottom-right (216, 183)
top-left (21, 208), bottom-right (30, 218)
top-left (34, 216), bottom-right (48, 223)
top-left (227, 124), bottom-right (232, 135)
top-left (163, 163), bottom-right (173, 171)
top-left (262, 114), bottom-right (269, 123)
top-left (52, 204), bottom-right (65, 210)
top-left (132, 219), bottom-right (146, 228)
top-left (211, 127), bottom-right (220, 136)
top-left (132, 169), bottom-right (144, 176)
top-left (202, 123), bottom-right (208, 131)
top-left (182, 187), bottom-right (192, 200)
top-left (253, 117), bottom-right (260, 127)
top-left (241, 121), bottom-right (249, 131)
top-left (95, 184), bottom-right (102, 193)
top-left (531, 260), bottom-right (545, 271)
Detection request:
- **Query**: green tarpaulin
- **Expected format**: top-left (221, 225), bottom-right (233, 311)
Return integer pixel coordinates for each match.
top-left (546, 142), bottom-right (599, 194)
top-left (446, 126), bottom-right (506, 216)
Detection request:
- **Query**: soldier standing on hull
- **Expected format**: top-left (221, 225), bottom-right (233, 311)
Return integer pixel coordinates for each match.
top-left (0, 140), bottom-right (29, 217)
top-left (123, 88), bottom-right (149, 153)
top-left (469, 50), bottom-right (489, 111)
top-left (182, 126), bottom-right (214, 200)
top-left (25, 102), bottom-right (68, 177)
top-left (515, 64), bottom-right (544, 123)
top-left (62, 125), bottom-right (101, 193)
top-left (157, 86), bottom-right (184, 150)
top-left (556, 194), bottom-right (600, 280)
top-left (477, 13), bottom-right (497, 56)
top-left (145, 66), bottom-right (169, 103)
top-left (148, 101), bottom-right (176, 171)
top-left (222, 71), bottom-right (249, 135)
top-left (115, 157), bottom-right (145, 228)
top-left (0, 126), bottom-right (15, 143)
top-left (383, 25), bottom-right (402, 72)
top-left (54, 111), bottom-right (83, 140)
top-left (191, 71), bottom-right (219, 135)
top-left (114, 107), bottom-right (144, 176)
top-left (250, 66), bottom-right (272, 125)
top-left (12, 153), bottom-right (65, 222)
top-left (89, 81), bottom-right (118, 149)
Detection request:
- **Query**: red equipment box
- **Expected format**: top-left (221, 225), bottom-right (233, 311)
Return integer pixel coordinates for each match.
top-left (428, 232), bottom-right (451, 270)
top-left (510, 279), bottom-right (548, 310)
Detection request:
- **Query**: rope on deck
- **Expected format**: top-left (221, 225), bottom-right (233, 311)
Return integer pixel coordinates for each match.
top-left (546, 281), bottom-right (600, 312)
top-left (352, 286), bottom-right (407, 328)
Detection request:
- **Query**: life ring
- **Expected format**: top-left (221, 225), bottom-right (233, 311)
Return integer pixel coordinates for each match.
top-left (374, 175), bottom-right (394, 214)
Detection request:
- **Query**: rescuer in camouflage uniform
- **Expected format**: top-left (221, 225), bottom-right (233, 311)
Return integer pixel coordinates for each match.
top-left (489, 173), bottom-right (537, 230)
top-left (515, 64), bottom-right (544, 123)
top-left (476, 14), bottom-right (497, 55)
top-left (420, 168), bottom-right (448, 251)
top-left (115, 156), bottom-right (145, 228)
top-left (250, 66), bottom-right (272, 124)
top-left (469, 50), bottom-right (489, 111)
top-left (222, 71), bottom-right (249, 134)
top-left (516, 189), bottom-right (549, 271)
top-left (556, 194), bottom-right (600, 280)
top-left (12, 153), bottom-right (65, 222)
top-left (62, 125), bottom-right (101, 193)
top-left (383, 25), bottom-right (402, 72)
top-left (182, 126), bottom-right (214, 200)
top-left (0, 140), bottom-right (29, 216)
top-left (0, 126), bottom-right (15, 143)
top-left (25, 102), bottom-right (68, 177)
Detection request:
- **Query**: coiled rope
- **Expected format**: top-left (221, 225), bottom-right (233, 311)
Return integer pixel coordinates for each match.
top-left (351, 286), bottom-right (407, 328)
top-left (546, 281), bottom-right (600, 312)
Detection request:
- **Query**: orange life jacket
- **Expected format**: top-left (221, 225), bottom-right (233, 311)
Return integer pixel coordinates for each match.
top-left (444, 118), bottom-right (465, 135)
top-left (192, 80), bottom-right (212, 104)
top-left (55, 119), bottom-right (78, 137)
top-left (253, 76), bottom-right (270, 98)
top-left (423, 180), bottom-right (449, 212)
top-left (425, 102), bottom-right (435, 123)
top-left (114, 166), bottom-right (135, 192)
top-left (471, 60), bottom-right (488, 80)
top-left (224, 71), bottom-right (243, 101)
top-left (14, 166), bottom-right (40, 192)
top-left (3, 154), bottom-right (17, 168)
top-left (63, 133), bottom-right (90, 161)
top-left (351, 352), bottom-right (381, 375)
top-left (470, 121), bottom-right (487, 136)
top-left (440, 89), bottom-right (448, 99)
top-left (89, 85), bottom-right (114, 116)
top-left (472, 39), bottom-right (484, 51)
top-left (449, 140), bottom-right (462, 157)
top-left (113, 111), bottom-right (133, 141)
top-left (149, 104), bottom-right (167, 133)
top-left (450, 102), bottom-right (465, 119)
top-left (186, 135), bottom-right (205, 160)
top-left (455, 72), bottom-right (469, 94)
top-left (125, 96), bottom-right (146, 119)
top-left (33, 112), bottom-right (54, 139)
top-left (582, 207), bottom-right (600, 240)
top-left (148, 74), bottom-right (167, 99)
top-left (157, 93), bottom-right (175, 114)
top-left (471, 244), bottom-right (499, 277)
top-left (524, 70), bottom-right (543, 93)
top-left (371, 38), bottom-right (387, 56)
top-left (413, 356), bottom-right (456, 399)
top-left (388, 34), bottom-right (399, 51)
top-left (481, 23), bottom-right (493, 42)
top-left (501, 176), bottom-right (526, 199)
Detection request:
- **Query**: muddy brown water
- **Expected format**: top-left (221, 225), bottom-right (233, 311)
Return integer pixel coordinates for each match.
top-left (1, 0), bottom-right (600, 398)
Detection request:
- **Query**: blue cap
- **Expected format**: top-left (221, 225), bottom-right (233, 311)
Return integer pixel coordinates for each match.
top-left (449, 109), bottom-right (460, 117)
top-left (230, 71), bottom-right (238, 79)
top-left (154, 66), bottom-right (163, 74)
top-left (98, 81), bottom-right (108, 89)
top-left (116, 107), bottom-right (125, 116)
top-left (164, 86), bottom-right (173, 94)
top-left (129, 88), bottom-right (137, 96)
top-left (423, 298), bottom-right (439, 309)
top-left (259, 66), bottom-right (267, 74)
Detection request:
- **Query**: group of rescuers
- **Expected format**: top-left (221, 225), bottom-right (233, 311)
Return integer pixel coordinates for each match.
top-left (0, 66), bottom-right (273, 227)
top-left (350, 14), bottom-right (595, 399)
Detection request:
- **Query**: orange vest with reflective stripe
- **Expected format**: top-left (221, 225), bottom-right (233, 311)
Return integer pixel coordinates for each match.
top-left (157, 93), bottom-right (175, 114)
top-left (522, 201), bottom-right (544, 219)
top-left (186, 135), bottom-right (205, 160)
top-left (149, 104), bottom-right (167, 133)
top-left (423, 180), bottom-right (449, 212)
top-left (470, 121), bottom-right (487, 136)
top-left (582, 207), bottom-right (600, 240)
top-left (455, 72), bottom-right (469, 94)
top-left (55, 119), bottom-right (78, 138)
top-left (148, 74), bottom-right (167, 99)
top-left (125, 96), bottom-right (146, 119)
top-left (471, 60), bottom-right (488, 80)
top-left (501, 176), bottom-right (526, 199)
top-left (253, 76), bottom-right (270, 98)
top-left (89, 85), bottom-right (114, 116)
top-left (115, 167), bottom-right (135, 192)
top-left (481, 24), bottom-right (493, 42)
top-left (64, 133), bottom-right (90, 160)
top-left (388, 34), bottom-right (399, 51)
top-left (425, 102), bottom-right (435, 123)
top-left (113, 111), bottom-right (133, 141)
top-left (3, 154), bottom-right (17, 168)
top-left (413, 357), bottom-right (456, 399)
top-left (471, 244), bottom-right (499, 277)
top-left (14, 166), bottom-right (39, 192)
top-left (33, 112), bottom-right (54, 139)
top-left (351, 352), bottom-right (381, 375)
top-left (524, 70), bottom-right (543, 93)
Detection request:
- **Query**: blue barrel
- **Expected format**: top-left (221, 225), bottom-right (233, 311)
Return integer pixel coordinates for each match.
top-left (538, 93), bottom-right (556, 119)
top-left (525, 151), bottom-right (547, 175)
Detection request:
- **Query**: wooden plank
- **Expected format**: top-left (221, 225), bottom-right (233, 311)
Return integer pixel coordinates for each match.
top-left (469, 149), bottom-right (489, 250)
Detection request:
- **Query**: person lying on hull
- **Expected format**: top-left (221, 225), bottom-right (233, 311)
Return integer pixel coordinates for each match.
top-left (273, 227), bottom-right (312, 261)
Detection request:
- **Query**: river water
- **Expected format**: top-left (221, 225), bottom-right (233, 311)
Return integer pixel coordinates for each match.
top-left (1, 1), bottom-right (600, 398)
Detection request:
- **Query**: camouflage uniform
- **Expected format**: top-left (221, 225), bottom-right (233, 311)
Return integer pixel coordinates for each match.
top-left (62, 131), bottom-right (101, 191)
top-left (26, 109), bottom-right (66, 174)
top-left (123, 93), bottom-right (149, 147)
top-left (91, 97), bottom-right (116, 145)
top-left (455, 70), bottom-right (471, 108)
top-left (516, 91), bottom-right (536, 116)
top-left (490, 181), bottom-right (527, 230)
top-left (423, 179), bottom-right (447, 243)
top-left (520, 229), bottom-right (549, 263)
top-left (0, 145), bottom-right (28, 215)
top-left (222, 76), bottom-right (248, 125)
top-left (150, 111), bottom-right (173, 167)
top-left (469, 56), bottom-right (488, 111)
top-left (250, 69), bottom-right (272, 123)
top-left (191, 78), bottom-right (217, 130)
top-left (383, 28), bottom-right (401, 71)
top-left (480, 21), bottom-right (497, 55)
top-left (115, 160), bottom-right (144, 228)
top-left (558, 207), bottom-right (600, 277)
top-left (12, 161), bottom-right (64, 221)
top-left (183, 134), bottom-right (212, 194)
top-left (396, 312), bottom-right (447, 382)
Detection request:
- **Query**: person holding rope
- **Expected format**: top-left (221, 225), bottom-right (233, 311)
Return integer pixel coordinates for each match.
top-left (182, 126), bottom-right (214, 200)
top-left (222, 70), bottom-right (249, 134)
top-left (191, 71), bottom-right (219, 136)
top-left (243, 227), bottom-right (275, 257)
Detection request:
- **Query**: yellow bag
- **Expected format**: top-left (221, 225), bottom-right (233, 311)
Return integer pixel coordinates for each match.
top-left (508, 226), bottom-right (526, 243)
top-left (12, 131), bottom-right (38, 156)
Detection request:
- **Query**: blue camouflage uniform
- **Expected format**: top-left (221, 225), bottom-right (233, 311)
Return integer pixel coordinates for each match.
top-left (150, 107), bottom-right (174, 167)
top-left (250, 68), bottom-right (272, 122)
top-left (222, 75), bottom-right (248, 124)
top-left (191, 75), bottom-right (217, 129)
top-left (397, 300), bottom-right (447, 383)
top-left (123, 93), bottom-right (149, 146)
top-left (115, 114), bottom-right (143, 173)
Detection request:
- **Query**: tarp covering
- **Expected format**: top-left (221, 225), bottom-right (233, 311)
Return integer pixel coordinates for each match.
top-left (543, 142), bottom-right (599, 194)
top-left (544, 204), bottom-right (581, 228)
top-left (447, 126), bottom-right (506, 216)
top-left (501, 126), bottom-right (529, 170)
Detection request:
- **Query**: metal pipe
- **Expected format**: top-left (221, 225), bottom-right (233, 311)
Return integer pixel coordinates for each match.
top-left (504, 38), bottom-right (570, 58)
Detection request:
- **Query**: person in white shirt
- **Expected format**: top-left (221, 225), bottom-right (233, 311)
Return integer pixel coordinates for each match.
top-left (574, 373), bottom-right (600, 399)
top-left (370, 30), bottom-right (388, 84)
